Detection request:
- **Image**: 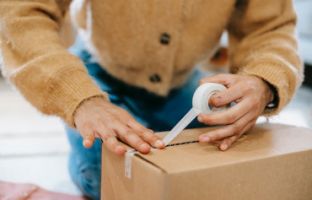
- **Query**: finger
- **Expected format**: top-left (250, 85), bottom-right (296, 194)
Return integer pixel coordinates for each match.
top-left (95, 125), bottom-right (116, 140)
top-left (219, 135), bottom-right (238, 151)
top-left (199, 125), bottom-right (235, 143)
top-left (95, 126), bottom-right (126, 155)
top-left (110, 108), bottom-right (151, 132)
top-left (127, 119), bottom-right (155, 136)
top-left (127, 120), bottom-right (164, 149)
top-left (199, 74), bottom-right (237, 87)
top-left (102, 135), bottom-right (127, 156)
top-left (211, 140), bottom-right (222, 148)
top-left (198, 97), bottom-right (254, 126)
top-left (109, 109), bottom-right (164, 149)
top-left (199, 110), bottom-right (255, 143)
top-left (139, 131), bottom-right (165, 149)
top-left (126, 119), bottom-right (151, 132)
top-left (114, 125), bottom-right (151, 154)
top-left (83, 134), bottom-right (95, 149)
top-left (219, 119), bottom-right (257, 151)
top-left (79, 125), bottom-right (96, 148)
top-left (209, 83), bottom-right (245, 108)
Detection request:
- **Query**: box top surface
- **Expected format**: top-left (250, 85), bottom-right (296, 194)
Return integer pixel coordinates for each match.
top-left (137, 123), bottom-right (312, 174)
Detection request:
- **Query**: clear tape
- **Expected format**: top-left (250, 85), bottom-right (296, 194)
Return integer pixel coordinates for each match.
top-left (125, 149), bottom-right (136, 179)
top-left (163, 108), bottom-right (200, 146)
top-left (162, 83), bottom-right (226, 146)
top-left (125, 83), bottom-right (227, 179)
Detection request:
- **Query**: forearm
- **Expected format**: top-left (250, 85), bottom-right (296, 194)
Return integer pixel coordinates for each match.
top-left (0, 0), bottom-right (107, 126)
top-left (227, 0), bottom-right (303, 115)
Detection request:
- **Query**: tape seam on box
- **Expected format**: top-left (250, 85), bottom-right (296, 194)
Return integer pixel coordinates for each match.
top-left (125, 149), bottom-right (136, 179)
top-left (165, 140), bottom-right (199, 147)
top-left (124, 141), bottom-right (198, 178)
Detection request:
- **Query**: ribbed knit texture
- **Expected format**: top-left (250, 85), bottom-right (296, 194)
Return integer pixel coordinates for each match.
top-left (0, 0), bottom-right (303, 125)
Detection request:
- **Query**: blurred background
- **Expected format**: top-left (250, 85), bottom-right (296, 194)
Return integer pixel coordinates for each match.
top-left (0, 0), bottom-right (311, 196)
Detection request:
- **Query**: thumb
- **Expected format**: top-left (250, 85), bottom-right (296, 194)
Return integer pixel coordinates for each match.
top-left (199, 74), bottom-right (236, 87)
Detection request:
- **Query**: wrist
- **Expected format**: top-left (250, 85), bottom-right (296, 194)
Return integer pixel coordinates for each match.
top-left (262, 79), bottom-right (278, 109)
top-left (73, 95), bottom-right (109, 127)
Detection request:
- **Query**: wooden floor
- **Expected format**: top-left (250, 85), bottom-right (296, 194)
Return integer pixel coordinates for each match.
top-left (0, 76), bottom-right (312, 195)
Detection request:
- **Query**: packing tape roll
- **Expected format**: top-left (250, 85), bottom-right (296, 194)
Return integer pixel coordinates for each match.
top-left (192, 83), bottom-right (227, 114)
top-left (126, 83), bottom-right (227, 179)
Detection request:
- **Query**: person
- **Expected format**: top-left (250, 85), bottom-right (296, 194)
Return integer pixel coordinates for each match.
top-left (0, 0), bottom-right (302, 199)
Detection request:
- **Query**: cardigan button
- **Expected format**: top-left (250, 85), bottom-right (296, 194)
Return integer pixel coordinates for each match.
top-left (149, 74), bottom-right (162, 83)
top-left (160, 33), bottom-right (170, 45)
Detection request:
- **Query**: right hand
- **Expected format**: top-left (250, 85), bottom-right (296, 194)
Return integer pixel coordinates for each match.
top-left (74, 97), bottom-right (165, 156)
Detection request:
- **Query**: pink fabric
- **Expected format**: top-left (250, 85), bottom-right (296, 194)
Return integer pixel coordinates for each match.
top-left (0, 181), bottom-right (87, 200)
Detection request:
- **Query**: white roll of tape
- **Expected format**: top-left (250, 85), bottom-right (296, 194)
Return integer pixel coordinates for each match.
top-left (163, 82), bottom-right (227, 146)
top-left (192, 83), bottom-right (227, 114)
top-left (129, 83), bottom-right (228, 178)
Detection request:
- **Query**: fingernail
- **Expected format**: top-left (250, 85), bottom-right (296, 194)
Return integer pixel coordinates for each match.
top-left (155, 140), bottom-right (165, 148)
top-left (200, 135), bottom-right (210, 142)
top-left (115, 146), bottom-right (126, 155)
top-left (220, 144), bottom-right (228, 151)
top-left (140, 143), bottom-right (150, 151)
top-left (83, 139), bottom-right (92, 148)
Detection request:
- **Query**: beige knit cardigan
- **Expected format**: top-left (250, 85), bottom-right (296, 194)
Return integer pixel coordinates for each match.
top-left (0, 0), bottom-right (302, 126)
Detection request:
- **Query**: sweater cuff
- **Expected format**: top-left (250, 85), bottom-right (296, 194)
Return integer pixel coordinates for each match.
top-left (45, 68), bottom-right (109, 127)
top-left (236, 62), bottom-right (293, 116)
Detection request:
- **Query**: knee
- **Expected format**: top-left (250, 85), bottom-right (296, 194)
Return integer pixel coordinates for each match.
top-left (70, 161), bottom-right (101, 200)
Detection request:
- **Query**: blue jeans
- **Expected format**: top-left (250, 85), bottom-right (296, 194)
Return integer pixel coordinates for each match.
top-left (66, 40), bottom-right (210, 199)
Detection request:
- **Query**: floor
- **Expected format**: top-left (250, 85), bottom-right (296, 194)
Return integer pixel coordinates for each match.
top-left (0, 76), bottom-right (312, 195)
top-left (0, 78), bottom-right (81, 195)
top-left (295, 0), bottom-right (312, 65)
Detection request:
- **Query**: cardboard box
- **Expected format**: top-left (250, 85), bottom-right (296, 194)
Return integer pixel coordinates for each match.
top-left (101, 123), bottom-right (312, 200)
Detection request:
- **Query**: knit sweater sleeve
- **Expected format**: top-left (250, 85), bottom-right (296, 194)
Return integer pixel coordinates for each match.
top-left (0, 0), bottom-right (108, 126)
top-left (227, 0), bottom-right (303, 115)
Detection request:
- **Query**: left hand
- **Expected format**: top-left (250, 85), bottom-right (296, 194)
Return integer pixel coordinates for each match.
top-left (198, 74), bottom-right (274, 151)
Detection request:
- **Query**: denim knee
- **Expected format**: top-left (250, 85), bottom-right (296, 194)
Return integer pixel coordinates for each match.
top-left (69, 153), bottom-right (101, 200)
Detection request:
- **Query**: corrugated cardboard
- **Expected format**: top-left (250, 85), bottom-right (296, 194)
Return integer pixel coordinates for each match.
top-left (101, 123), bottom-right (312, 200)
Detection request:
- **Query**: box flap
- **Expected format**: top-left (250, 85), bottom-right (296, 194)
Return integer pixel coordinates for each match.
top-left (138, 123), bottom-right (312, 174)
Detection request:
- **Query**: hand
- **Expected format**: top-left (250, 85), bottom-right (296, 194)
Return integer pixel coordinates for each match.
top-left (74, 97), bottom-right (165, 155)
top-left (197, 74), bottom-right (273, 151)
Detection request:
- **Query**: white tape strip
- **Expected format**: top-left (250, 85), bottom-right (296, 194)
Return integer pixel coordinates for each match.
top-left (163, 108), bottom-right (200, 146)
top-left (125, 149), bottom-right (136, 179)
top-left (163, 83), bottom-right (226, 146)
top-left (125, 83), bottom-right (227, 178)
